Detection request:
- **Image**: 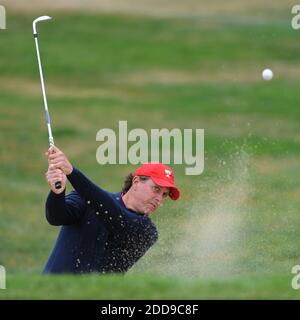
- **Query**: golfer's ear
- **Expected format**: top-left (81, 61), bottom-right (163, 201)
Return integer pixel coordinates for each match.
top-left (131, 176), bottom-right (139, 189)
top-left (132, 176), bottom-right (139, 183)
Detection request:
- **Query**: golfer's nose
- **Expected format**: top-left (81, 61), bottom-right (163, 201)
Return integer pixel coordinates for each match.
top-left (155, 193), bottom-right (164, 204)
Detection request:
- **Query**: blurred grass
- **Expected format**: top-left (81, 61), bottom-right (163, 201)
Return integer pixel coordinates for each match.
top-left (1, 273), bottom-right (299, 299)
top-left (0, 13), bottom-right (298, 80)
top-left (0, 8), bottom-right (300, 298)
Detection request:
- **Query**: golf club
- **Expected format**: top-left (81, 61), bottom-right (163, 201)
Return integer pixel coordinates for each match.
top-left (33, 16), bottom-right (61, 189)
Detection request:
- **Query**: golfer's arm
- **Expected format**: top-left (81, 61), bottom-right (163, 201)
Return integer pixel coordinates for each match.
top-left (66, 167), bottom-right (120, 219)
top-left (45, 190), bottom-right (85, 225)
top-left (66, 168), bottom-right (155, 233)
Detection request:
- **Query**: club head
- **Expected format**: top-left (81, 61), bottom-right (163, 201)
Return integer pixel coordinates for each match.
top-left (33, 16), bottom-right (52, 34)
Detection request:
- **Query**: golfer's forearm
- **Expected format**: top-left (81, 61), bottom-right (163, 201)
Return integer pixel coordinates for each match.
top-left (45, 190), bottom-right (74, 225)
top-left (66, 167), bottom-right (119, 217)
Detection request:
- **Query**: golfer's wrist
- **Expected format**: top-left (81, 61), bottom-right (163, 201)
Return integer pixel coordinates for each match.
top-left (50, 189), bottom-right (65, 197)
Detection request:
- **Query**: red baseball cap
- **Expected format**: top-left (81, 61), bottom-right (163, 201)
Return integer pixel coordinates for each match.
top-left (133, 163), bottom-right (180, 200)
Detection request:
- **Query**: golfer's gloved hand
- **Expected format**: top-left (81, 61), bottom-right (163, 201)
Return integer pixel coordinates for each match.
top-left (46, 145), bottom-right (73, 175)
top-left (45, 166), bottom-right (66, 194)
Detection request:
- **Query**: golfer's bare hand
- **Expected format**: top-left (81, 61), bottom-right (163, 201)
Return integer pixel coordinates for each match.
top-left (45, 167), bottom-right (66, 194)
top-left (46, 145), bottom-right (73, 175)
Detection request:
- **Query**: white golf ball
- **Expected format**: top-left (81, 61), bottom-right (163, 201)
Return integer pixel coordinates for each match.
top-left (262, 68), bottom-right (273, 81)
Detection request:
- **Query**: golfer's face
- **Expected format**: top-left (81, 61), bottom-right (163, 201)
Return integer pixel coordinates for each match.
top-left (137, 178), bottom-right (170, 214)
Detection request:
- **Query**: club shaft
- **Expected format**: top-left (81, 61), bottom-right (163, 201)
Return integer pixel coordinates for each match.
top-left (34, 35), bottom-right (54, 147)
top-left (33, 18), bottom-right (61, 190)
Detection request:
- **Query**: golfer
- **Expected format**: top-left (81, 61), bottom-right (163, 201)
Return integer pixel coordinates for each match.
top-left (43, 146), bottom-right (180, 274)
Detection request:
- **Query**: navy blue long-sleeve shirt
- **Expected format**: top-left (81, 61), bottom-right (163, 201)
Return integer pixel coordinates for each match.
top-left (43, 167), bottom-right (158, 274)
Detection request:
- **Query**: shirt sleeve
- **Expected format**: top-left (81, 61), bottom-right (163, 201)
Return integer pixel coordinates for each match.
top-left (66, 167), bottom-right (151, 233)
top-left (45, 190), bottom-right (86, 226)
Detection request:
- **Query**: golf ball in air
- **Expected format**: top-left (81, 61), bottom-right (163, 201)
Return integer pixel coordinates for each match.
top-left (262, 68), bottom-right (273, 81)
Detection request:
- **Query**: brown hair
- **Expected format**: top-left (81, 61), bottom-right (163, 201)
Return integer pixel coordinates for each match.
top-left (121, 174), bottom-right (149, 193)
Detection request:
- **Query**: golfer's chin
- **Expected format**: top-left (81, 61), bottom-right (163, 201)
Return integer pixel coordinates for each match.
top-left (143, 204), bottom-right (157, 215)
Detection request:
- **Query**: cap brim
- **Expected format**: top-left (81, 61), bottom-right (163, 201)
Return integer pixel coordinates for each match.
top-left (151, 177), bottom-right (180, 201)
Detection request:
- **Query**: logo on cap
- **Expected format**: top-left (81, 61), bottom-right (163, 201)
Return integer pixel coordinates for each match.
top-left (165, 169), bottom-right (172, 178)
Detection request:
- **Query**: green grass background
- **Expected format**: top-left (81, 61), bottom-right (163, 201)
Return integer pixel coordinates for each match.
top-left (0, 1), bottom-right (300, 299)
